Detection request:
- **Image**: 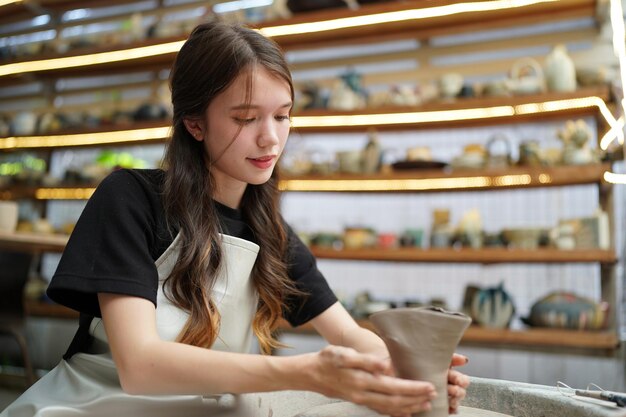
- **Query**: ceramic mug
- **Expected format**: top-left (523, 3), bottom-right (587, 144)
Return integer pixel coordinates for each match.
top-left (0, 201), bottom-right (19, 233)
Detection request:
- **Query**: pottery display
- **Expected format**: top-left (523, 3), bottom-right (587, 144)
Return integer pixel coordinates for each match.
top-left (506, 58), bottom-right (545, 95)
top-left (501, 228), bottom-right (547, 249)
top-left (398, 228), bottom-right (423, 248)
top-left (361, 131), bottom-right (382, 174)
top-left (10, 112), bottom-right (38, 136)
top-left (485, 134), bottom-right (513, 169)
top-left (287, 0), bottom-right (348, 13)
top-left (370, 307), bottom-right (472, 417)
top-left (352, 292), bottom-right (396, 319)
top-left (544, 44), bottom-right (577, 92)
top-left (438, 73), bottom-right (464, 99)
top-left (451, 144), bottom-right (487, 169)
top-left (343, 227), bottom-right (377, 249)
top-left (522, 292), bottom-right (609, 330)
top-left (336, 150), bottom-right (363, 174)
top-left (557, 119), bottom-right (599, 165)
top-left (470, 283), bottom-right (515, 329)
top-left (327, 69), bottom-right (367, 111)
top-left (517, 140), bottom-right (544, 166)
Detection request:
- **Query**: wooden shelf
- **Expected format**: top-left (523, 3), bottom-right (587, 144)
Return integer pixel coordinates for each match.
top-left (310, 247), bottom-right (617, 264)
top-left (0, 231), bottom-right (68, 253)
top-left (281, 163), bottom-right (611, 193)
top-left (0, 87), bottom-right (612, 150)
top-left (289, 87), bottom-right (612, 132)
top-left (261, 0), bottom-right (596, 50)
top-left (1, 163), bottom-right (611, 199)
top-left (278, 319), bottom-right (619, 350)
top-left (23, 301), bottom-right (619, 350)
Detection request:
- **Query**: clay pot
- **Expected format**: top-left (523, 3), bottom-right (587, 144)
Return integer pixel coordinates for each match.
top-left (370, 307), bottom-right (471, 417)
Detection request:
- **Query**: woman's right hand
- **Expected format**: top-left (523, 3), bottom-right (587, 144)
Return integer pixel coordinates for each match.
top-left (301, 345), bottom-right (436, 417)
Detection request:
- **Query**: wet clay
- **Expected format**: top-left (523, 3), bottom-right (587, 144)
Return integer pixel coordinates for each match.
top-left (370, 307), bottom-right (472, 417)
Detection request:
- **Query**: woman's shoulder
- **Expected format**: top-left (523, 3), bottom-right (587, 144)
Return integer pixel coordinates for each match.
top-left (101, 168), bottom-right (165, 191)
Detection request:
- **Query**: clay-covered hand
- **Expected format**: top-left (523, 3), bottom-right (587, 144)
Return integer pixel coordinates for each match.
top-left (448, 353), bottom-right (470, 414)
top-left (308, 345), bottom-right (437, 417)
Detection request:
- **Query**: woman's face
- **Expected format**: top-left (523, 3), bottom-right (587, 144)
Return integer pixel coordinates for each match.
top-left (192, 65), bottom-right (292, 205)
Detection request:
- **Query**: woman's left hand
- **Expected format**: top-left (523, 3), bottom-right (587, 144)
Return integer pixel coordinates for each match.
top-left (447, 353), bottom-right (470, 414)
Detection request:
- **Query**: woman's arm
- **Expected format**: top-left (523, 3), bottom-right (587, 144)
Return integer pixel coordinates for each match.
top-left (99, 293), bottom-right (435, 416)
top-left (99, 293), bottom-right (293, 395)
top-left (309, 301), bottom-right (389, 358)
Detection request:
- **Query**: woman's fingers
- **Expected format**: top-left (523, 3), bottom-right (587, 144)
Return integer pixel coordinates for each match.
top-left (447, 368), bottom-right (469, 415)
top-left (345, 378), bottom-right (434, 416)
top-left (448, 368), bottom-right (470, 389)
top-left (450, 353), bottom-right (469, 368)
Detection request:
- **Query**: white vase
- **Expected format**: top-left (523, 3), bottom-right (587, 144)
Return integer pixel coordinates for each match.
top-left (0, 201), bottom-right (18, 233)
top-left (544, 44), bottom-right (577, 92)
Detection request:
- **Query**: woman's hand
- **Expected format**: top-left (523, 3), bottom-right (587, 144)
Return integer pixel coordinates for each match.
top-left (305, 345), bottom-right (436, 417)
top-left (447, 353), bottom-right (470, 414)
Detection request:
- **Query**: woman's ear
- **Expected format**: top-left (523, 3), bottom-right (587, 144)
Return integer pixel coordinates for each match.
top-left (183, 118), bottom-right (205, 142)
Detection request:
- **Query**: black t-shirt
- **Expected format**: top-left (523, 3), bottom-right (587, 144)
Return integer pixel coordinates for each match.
top-left (47, 169), bottom-right (336, 357)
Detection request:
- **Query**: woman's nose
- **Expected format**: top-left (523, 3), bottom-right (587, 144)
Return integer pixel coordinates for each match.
top-left (257, 119), bottom-right (280, 147)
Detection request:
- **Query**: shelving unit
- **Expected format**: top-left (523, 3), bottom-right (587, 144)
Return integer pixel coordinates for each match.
top-left (278, 319), bottom-right (618, 350)
top-left (0, 0), bottom-right (622, 352)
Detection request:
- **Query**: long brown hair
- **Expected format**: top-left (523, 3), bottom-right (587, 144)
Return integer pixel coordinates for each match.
top-left (162, 20), bottom-right (300, 354)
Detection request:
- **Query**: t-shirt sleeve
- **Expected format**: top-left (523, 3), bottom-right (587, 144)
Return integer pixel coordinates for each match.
top-left (47, 169), bottom-right (162, 317)
top-left (283, 224), bottom-right (338, 327)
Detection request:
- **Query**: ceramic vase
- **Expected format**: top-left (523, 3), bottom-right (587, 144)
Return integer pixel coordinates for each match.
top-left (0, 201), bottom-right (18, 233)
top-left (544, 44), bottom-right (577, 92)
top-left (370, 307), bottom-right (471, 417)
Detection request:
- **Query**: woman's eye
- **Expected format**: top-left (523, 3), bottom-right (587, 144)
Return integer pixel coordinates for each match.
top-left (275, 115), bottom-right (290, 121)
top-left (235, 117), bottom-right (255, 124)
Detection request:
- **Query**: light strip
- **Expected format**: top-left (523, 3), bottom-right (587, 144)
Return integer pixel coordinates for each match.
top-left (291, 96), bottom-right (611, 129)
top-left (291, 106), bottom-right (515, 128)
top-left (514, 96), bottom-right (622, 150)
top-left (604, 170), bottom-right (626, 184)
top-left (278, 174), bottom-right (533, 192)
top-left (0, 0), bottom-right (21, 6)
top-left (0, 41), bottom-right (185, 77)
top-left (0, 127), bottom-right (170, 149)
top-left (35, 188), bottom-right (96, 200)
top-left (259, 0), bottom-right (558, 38)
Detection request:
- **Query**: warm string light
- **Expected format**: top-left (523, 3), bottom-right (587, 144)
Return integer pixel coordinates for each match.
top-left (35, 188), bottom-right (95, 200)
top-left (0, 0), bottom-right (21, 7)
top-left (0, 41), bottom-right (185, 77)
top-left (291, 106), bottom-right (515, 128)
top-left (0, 127), bottom-right (171, 149)
top-left (278, 174), bottom-right (535, 192)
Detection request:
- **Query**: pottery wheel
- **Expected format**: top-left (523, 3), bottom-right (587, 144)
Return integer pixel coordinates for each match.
top-left (292, 402), bottom-right (513, 417)
top-left (458, 406), bottom-right (513, 417)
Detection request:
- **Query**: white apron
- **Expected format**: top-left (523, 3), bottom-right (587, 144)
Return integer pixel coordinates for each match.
top-left (1, 233), bottom-right (263, 417)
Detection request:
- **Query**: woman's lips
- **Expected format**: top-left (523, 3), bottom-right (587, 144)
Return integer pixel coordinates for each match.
top-left (248, 156), bottom-right (275, 169)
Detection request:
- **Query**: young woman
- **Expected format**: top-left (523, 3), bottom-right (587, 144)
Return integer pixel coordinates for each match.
top-left (1, 20), bottom-right (469, 417)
